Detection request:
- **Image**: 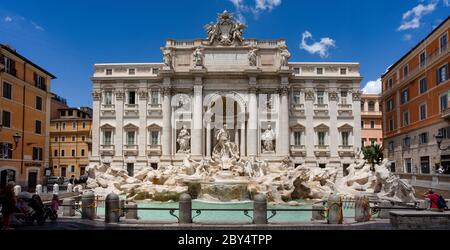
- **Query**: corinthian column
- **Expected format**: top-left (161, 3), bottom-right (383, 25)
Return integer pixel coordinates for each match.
top-left (162, 87), bottom-right (172, 157)
top-left (247, 87), bottom-right (258, 157)
top-left (279, 86), bottom-right (290, 156)
top-left (192, 84), bottom-right (203, 156)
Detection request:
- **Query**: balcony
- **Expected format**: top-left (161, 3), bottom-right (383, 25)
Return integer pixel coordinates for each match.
top-left (338, 145), bottom-right (355, 157)
top-left (338, 104), bottom-right (353, 118)
top-left (442, 107), bottom-right (450, 120)
top-left (148, 103), bottom-right (163, 117)
top-left (124, 104), bottom-right (139, 117)
top-left (123, 145), bottom-right (138, 156)
top-left (101, 104), bottom-right (116, 117)
top-left (290, 145), bottom-right (306, 157)
top-left (147, 145), bottom-right (162, 156)
top-left (314, 104), bottom-right (329, 117)
top-left (291, 104), bottom-right (305, 117)
top-left (314, 145), bottom-right (330, 157)
top-left (100, 145), bottom-right (115, 156)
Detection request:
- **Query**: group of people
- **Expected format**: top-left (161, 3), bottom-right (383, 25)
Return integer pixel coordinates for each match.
top-left (0, 182), bottom-right (60, 230)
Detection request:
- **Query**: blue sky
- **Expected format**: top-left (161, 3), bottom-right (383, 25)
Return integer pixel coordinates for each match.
top-left (0, 0), bottom-right (449, 107)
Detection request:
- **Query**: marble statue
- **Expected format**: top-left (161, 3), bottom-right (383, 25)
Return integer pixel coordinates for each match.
top-left (261, 125), bottom-right (276, 153)
top-left (204, 11), bottom-right (246, 46)
top-left (162, 49), bottom-right (172, 68)
top-left (232, 22), bottom-right (246, 44)
top-left (177, 125), bottom-right (191, 153)
top-left (205, 23), bottom-right (218, 45)
top-left (193, 47), bottom-right (203, 67)
top-left (279, 46), bottom-right (291, 67)
top-left (266, 95), bottom-right (273, 110)
top-left (248, 48), bottom-right (258, 67)
top-left (212, 124), bottom-right (240, 163)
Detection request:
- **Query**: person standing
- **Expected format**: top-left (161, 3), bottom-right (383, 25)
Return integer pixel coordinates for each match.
top-left (1, 183), bottom-right (17, 230)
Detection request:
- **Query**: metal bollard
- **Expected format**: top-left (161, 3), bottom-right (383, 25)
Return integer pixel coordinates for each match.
top-left (81, 190), bottom-right (96, 220)
top-left (63, 198), bottom-right (76, 217)
top-left (125, 203), bottom-right (138, 220)
top-left (67, 183), bottom-right (73, 193)
top-left (14, 185), bottom-right (21, 196)
top-left (253, 194), bottom-right (268, 224)
top-left (179, 193), bottom-right (192, 224)
top-left (379, 200), bottom-right (392, 219)
top-left (35, 185), bottom-right (43, 195)
top-left (354, 195), bottom-right (370, 222)
top-left (327, 194), bottom-right (343, 224)
top-left (105, 193), bottom-right (120, 223)
top-left (312, 204), bottom-right (325, 221)
top-left (53, 184), bottom-right (59, 195)
top-left (120, 200), bottom-right (125, 217)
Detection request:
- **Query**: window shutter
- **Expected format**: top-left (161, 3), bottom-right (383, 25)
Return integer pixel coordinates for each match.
top-left (8, 143), bottom-right (12, 159)
top-left (32, 147), bottom-right (36, 160)
top-left (39, 148), bottom-right (43, 161)
top-left (34, 72), bottom-right (37, 84)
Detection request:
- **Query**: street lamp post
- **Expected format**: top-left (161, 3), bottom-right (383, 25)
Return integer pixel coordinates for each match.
top-left (12, 133), bottom-right (21, 150)
top-left (435, 132), bottom-right (450, 151)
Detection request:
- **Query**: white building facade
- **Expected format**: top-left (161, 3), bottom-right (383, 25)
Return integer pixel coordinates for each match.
top-left (90, 12), bottom-right (363, 177)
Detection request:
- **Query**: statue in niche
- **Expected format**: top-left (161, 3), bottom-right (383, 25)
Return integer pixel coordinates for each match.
top-left (266, 95), bottom-right (273, 110)
top-left (162, 49), bottom-right (172, 68)
top-left (212, 124), bottom-right (240, 164)
top-left (279, 46), bottom-right (291, 67)
top-left (248, 48), bottom-right (258, 67)
top-left (261, 125), bottom-right (276, 153)
top-left (192, 47), bottom-right (203, 67)
top-left (177, 125), bottom-right (191, 153)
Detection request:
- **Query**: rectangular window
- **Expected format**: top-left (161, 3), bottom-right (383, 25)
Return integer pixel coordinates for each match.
top-left (35, 96), bottom-right (42, 110)
top-left (2, 110), bottom-right (11, 128)
top-left (419, 132), bottom-right (429, 144)
top-left (54, 137), bottom-right (58, 142)
top-left (370, 121), bottom-right (375, 129)
top-left (340, 68), bottom-right (347, 75)
top-left (403, 111), bottom-right (409, 127)
top-left (151, 91), bottom-right (159, 105)
top-left (389, 119), bottom-right (394, 131)
top-left (128, 91), bottom-right (136, 105)
top-left (419, 78), bottom-right (427, 94)
top-left (68, 110), bottom-right (73, 116)
top-left (316, 68), bottom-right (323, 75)
top-left (388, 141), bottom-right (394, 152)
top-left (151, 163), bottom-right (158, 170)
top-left (62, 123), bottom-right (66, 129)
top-left (70, 166), bottom-right (75, 173)
top-left (361, 121), bottom-right (364, 128)
top-left (318, 132), bottom-right (325, 146)
top-left (403, 64), bottom-right (409, 79)
top-left (32, 147), bottom-right (43, 161)
top-left (127, 131), bottom-right (135, 145)
top-left (127, 163), bottom-right (134, 177)
top-left (35, 120), bottom-right (41, 134)
top-left (419, 51), bottom-right (426, 68)
top-left (401, 89), bottom-right (409, 104)
top-left (341, 91), bottom-right (347, 104)
top-left (82, 122), bottom-right (86, 129)
top-left (440, 33), bottom-right (448, 52)
top-left (61, 150), bottom-right (65, 157)
top-left (440, 93), bottom-right (448, 112)
top-left (71, 149), bottom-right (75, 157)
top-left (61, 167), bottom-right (66, 177)
top-left (387, 99), bottom-right (394, 112)
top-left (421, 156), bottom-right (430, 174)
top-left (405, 158), bottom-right (412, 173)
top-left (106, 69), bottom-right (112, 75)
top-left (104, 91), bottom-right (113, 105)
top-left (294, 68), bottom-right (300, 75)
top-left (3, 82), bottom-right (12, 99)
top-left (54, 150), bottom-right (58, 157)
top-left (388, 78), bottom-right (393, 89)
top-left (341, 132), bottom-right (349, 146)
top-left (403, 136), bottom-right (411, 148)
top-left (81, 149), bottom-right (85, 157)
top-left (4, 57), bottom-right (16, 76)
top-left (293, 91), bottom-right (301, 104)
top-left (103, 131), bottom-right (112, 145)
top-left (294, 132), bottom-right (302, 146)
top-left (0, 143), bottom-right (13, 159)
top-left (81, 136), bottom-right (85, 142)
top-left (56, 123), bottom-right (59, 129)
top-left (437, 64), bottom-right (449, 84)
top-left (128, 68), bottom-right (135, 75)
top-left (151, 131), bottom-right (159, 145)
top-left (72, 122), bottom-right (76, 129)
top-left (420, 103), bottom-right (427, 120)
top-left (317, 91), bottom-right (324, 105)
top-left (72, 136), bottom-right (76, 142)
top-left (34, 73), bottom-right (47, 91)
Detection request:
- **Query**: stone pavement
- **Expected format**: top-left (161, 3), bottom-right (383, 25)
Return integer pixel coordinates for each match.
top-left (11, 216), bottom-right (393, 230)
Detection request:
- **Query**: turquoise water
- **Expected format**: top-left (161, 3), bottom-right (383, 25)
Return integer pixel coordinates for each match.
top-left (94, 200), bottom-right (355, 222)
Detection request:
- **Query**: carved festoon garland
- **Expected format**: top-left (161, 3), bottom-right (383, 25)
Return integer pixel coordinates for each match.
top-left (115, 91), bottom-right (124, 100)
top-left (328, 91), bottom-right (338, 101)
top-left (161, 87), bottom-right (173, 96)
top-left (92, 91), bottom-right (101, 101)
top-left (138, 90), bottom-right (148, 100)
top-left (305, 89), bottom-right (315, 100)
top-left (352, 91), bottom-right (362, 101)
top-left (278, 86), bottom-right (290, 96)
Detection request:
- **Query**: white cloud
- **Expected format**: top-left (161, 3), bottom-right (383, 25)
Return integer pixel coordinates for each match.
top-left (300, 31), bottom-right (336, 58)
top-left (4, 16), bottom-right (12, 22)
top-left (403, 34), bottom-right (413, 41)
top-left (31, 21), bottom-right (44, 31)
top-left (227, 0), bottom-right (281, 23)
top-left (398, 1), bottom-right (437, 31)
top-left (362, 78), bottom-right (382, 95)
top-left (444, 0), bottom-right (450, 6)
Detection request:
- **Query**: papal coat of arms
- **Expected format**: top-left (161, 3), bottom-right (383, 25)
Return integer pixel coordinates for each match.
top-left (204, 10), bottom-right (246, 46)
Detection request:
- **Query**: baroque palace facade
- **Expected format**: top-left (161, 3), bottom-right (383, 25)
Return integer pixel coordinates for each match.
top-left (90, 11), bottom-right (363, 177)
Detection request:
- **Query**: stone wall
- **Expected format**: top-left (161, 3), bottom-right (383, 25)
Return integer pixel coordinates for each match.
top-left (390, 211), bottom-right (450, 230)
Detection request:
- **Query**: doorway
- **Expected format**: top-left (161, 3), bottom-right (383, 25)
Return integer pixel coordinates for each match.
top-left (28, 171), bottom-right (38, 192)
top-left (127, 163), bottom-right (134, 177)
top-left (0, 169), bottom-right (16, 188)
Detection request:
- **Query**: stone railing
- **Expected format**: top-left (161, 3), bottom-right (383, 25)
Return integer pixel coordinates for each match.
top-left (123, 145), bottom-right (138, 156)
top-left (290, 145), bottom-right (306, 157)
top-left (398, 173), bottom-right (450, 189)
top-left (100, 145), bottom-right (115, 156)
top-left (147, 145), bottom-right (162, 156)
